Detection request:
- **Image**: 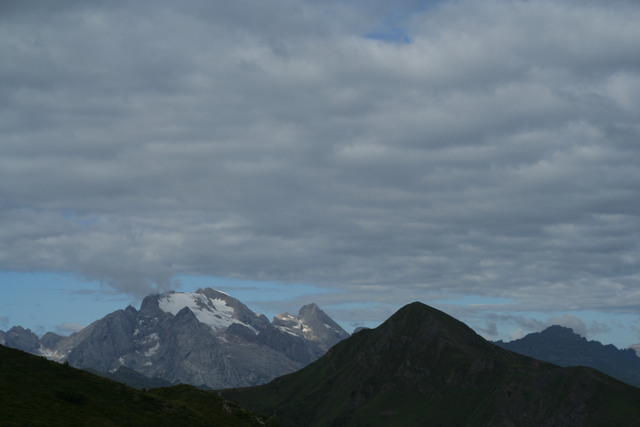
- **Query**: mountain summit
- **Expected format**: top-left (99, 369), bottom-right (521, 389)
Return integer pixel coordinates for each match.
top-left (225, 302), bottom-right (640, 427)
top-left (1, 288), bottom-right (348, 389)
top-left (273, 302), bottom-right (349, 351)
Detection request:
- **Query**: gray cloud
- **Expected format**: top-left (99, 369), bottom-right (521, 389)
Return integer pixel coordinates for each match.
top-left (0, 316), bottom-right (8, 328)
top-left (1, 0), bottom-right (639, 331)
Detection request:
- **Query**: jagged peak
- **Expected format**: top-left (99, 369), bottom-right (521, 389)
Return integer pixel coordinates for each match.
top-left (541, 324), bottom-right (582, 337)
top-left (8, 325), bottom-right (34, 334)
top-left (298, 302), bottom-right (320, 314)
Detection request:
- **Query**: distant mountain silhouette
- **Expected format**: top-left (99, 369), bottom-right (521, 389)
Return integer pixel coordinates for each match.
top-left (224, 302), bottom-right (640, 427)
top-left (495, 325), bottom-right (640, 387)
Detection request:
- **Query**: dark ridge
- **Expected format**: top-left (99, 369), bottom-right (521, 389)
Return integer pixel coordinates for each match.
top-left (0, 344), bottom-right (268, 426)
top-left (224, 302), bottom-right (640, 427)
top-left (495, 325), bottom-right (640, 388)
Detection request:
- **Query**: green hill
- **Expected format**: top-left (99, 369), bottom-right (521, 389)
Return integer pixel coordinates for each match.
top-left (0, 344), bottom-right (270, 426)
top-left (224, 302), bottom-right (640, 427)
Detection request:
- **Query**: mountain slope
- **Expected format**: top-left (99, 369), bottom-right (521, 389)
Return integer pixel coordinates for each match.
top-left (0, 344), bottom-right (268, 426)
top-left (86, 366), bottom-right (173, 390)
top-left (495, 325), bottom-right (640, 388)
top-left (224, 302), bottom-right (640, 427)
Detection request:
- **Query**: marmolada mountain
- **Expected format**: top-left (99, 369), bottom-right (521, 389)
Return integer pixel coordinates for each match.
top-left (0, 288), bottom-right (349, 389)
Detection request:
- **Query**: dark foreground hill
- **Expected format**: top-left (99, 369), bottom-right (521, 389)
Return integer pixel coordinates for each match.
top-left (0, 344), bottom-right (270, 427)
top-left (495, 325), bottom-right (640, 388)
top-left (224, 302), bottom-right (640, 427)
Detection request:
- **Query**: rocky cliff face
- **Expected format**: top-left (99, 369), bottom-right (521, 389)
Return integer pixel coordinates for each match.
top-left (2, 288), bottom-right (349, 390)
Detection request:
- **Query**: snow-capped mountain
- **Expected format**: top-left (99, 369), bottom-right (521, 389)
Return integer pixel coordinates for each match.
top-left (1, 288), bottom-right (349, 389)
top-left (631, 343), bottom-right (640, 358)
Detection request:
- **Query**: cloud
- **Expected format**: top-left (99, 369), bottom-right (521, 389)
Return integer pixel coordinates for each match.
top-left (478, 321), bottom-right (499, 339)
top-left (0, 316), bottom-right (8, 328)
top-left (0, 0), bottom-right (639, 321)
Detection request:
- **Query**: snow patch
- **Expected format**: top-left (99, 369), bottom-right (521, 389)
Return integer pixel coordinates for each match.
top-left (276, 325), bottom-right (301, 337)
top-left (39, 346), bottom-right (65, 362)
top-left (144, 333), bottom-right (159, 343)
top-left (158, 291), bottom-right (256, 333)
top-left (145, 341), bottom-right (160, 357)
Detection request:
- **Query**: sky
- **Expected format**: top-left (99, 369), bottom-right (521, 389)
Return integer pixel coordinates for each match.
top-left (1, 0), bottom-right (640, 347)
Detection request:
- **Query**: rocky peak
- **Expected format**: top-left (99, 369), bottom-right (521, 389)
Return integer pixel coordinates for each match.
top-left (40, 332), bottom-right (64, 349)
top-left (196, 288), bottom-right (271, 331)
top-left (273, 303), bottom-right (349, 351)
top-left (298, 303), bottom-right (321, 317)
top-left (540, 325), bottom-right (585, 341)
top-left (138, 294), bottom-right (163, 316)
top-left (5, 326), bottom-right (40, 354)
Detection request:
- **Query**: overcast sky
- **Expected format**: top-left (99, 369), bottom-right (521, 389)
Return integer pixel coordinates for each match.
top-left (1, 0), bottom-right (640, 345)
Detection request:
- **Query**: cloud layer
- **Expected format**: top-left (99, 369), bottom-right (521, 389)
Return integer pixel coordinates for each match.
top-left (1, 1), bottom-right (639, 320)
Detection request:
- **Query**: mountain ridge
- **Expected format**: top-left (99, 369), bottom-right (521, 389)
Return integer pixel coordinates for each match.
top-left (224, 301), bottom-right (640, 427)
top-left (494, 324), bottom-right (640, 388)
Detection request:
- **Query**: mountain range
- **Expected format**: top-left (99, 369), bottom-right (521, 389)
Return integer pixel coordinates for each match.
top-left (224, 302), bottom-right (640, 426)
top-left (4, 300), bottom-right (640, 425)
top-left (494, 325), bottom-right (640, 388)
top-left (0, 288), bottom-right (349, 389)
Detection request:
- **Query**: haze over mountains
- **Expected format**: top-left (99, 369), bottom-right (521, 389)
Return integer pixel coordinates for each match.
top-left (0, 288), bottom-right (348, 389)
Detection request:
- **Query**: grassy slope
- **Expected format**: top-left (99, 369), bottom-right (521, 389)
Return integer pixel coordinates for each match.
top-left (0, 345), bottom-right (267, 427)
top-left (225, 303), bottom-right (640, 427)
